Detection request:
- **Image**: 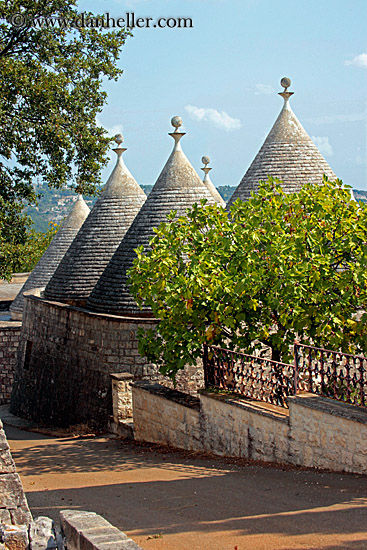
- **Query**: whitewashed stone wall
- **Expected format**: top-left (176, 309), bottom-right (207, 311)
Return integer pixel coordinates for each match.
top-left (200, 393), bottom-right (289, 463)
top-left (132, 382), bottom-right (367, 475)
top-left (288, 394), bottom-right (367, 474)
top-left (133, 381), bottom-right (201, 452)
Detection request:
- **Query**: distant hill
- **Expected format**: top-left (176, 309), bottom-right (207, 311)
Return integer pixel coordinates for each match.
top-left (353, 189), bottom-right (367, 203)
top-left (26, 184), bottom-right (237, 232)
top-left (26, 184), bottom-right (363, 232)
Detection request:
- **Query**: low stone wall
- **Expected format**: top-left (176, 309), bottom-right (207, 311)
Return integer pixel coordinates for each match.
top-left (11, 291), bottom-right (204, 428)
top-left (133, 381), bottom-right (201, 452)
top-left (0, 419), bottom-right (32, 525)
top-left (0, 321), bottom-right (22, 405)
top-left (200, 392), bottom-right (290, 463)
top-left (60, 510), bottom-right (142, 550)
top-left (288, 393), bottom-right (367, 474)
top-left (132, 383), bottom-right (367, 475)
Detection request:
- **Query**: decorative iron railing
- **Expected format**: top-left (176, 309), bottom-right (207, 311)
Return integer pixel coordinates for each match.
top-left (203, 344), bottom-right (295, 408)
top-left (294, 342), bottom-right (367, 407)
top-left (203, 342), bottom-right (367, 409)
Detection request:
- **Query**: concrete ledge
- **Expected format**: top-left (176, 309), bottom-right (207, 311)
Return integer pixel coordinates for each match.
top-left (288, 392), bottom-right (367, 425)
top-left (60, 510), bottom-right (143, 550)
top-left (133, 381), bottom-right (200, 411)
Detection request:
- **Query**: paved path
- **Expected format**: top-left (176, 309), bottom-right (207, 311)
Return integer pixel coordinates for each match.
top-left (4, 424), bottom-right (367, 550)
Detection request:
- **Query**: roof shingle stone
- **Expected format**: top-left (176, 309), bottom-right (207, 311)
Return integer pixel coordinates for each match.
top-left (10, 195), bottom-right (90, 318)
top-left (227, 81), bottom-right (337, 207)
top-left (43, 139), bottom-right (146, 305)
top-left (87, 119), bottom-right (216, 315)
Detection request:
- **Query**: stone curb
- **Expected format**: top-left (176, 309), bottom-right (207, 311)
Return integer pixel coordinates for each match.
top-left (60, 511), bottom-right (143, 550)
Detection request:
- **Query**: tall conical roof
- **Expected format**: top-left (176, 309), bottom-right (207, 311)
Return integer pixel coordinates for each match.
top-left (10, 195), bottom-right (90, 319)
top-left (228, 77), bottom-right (337, 206)
top-left (43, 135), bottom-right (146, 305)
top-left (201, 155), bottom-right (226, 206)
top-left (87, 116), bottom-right (216, 315)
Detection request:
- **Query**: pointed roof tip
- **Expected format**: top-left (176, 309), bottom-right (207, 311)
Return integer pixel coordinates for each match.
top-left (43, 130), bottom-right (146, 304)
top-left (169, 116), bottom-right (185, 152)
top-left (61, 194), bottom-right (91, 230)
top-left (278, 77), bottom-right (294, 107)
top-left (200, 156), bottom-right (226, 206)
top-left (86, 118), bottom-right (218, 315)
top-left (10, 196), bottom-right (90, 318)
top-left (227, 77), bottom-right (337, 206)
top-left (101, 132), bottom-right (146, 199)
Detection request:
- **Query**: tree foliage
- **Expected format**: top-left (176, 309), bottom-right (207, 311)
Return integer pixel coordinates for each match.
top-left (0, 0), bottom-right (129, 278)
top-left (14, 222), bottom-right (59, 273)
top-left (128, 177), bottom-right (367, 379)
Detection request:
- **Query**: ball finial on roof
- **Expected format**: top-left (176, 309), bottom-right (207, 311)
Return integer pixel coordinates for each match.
top-left (171, 116), bottom-right (183, 132)
top-left (114, 133), bottom-right (124, 146)
top-left (202, 155), bottom-right (210, 166)
top-left (280, 77), bottom-right (291, 91)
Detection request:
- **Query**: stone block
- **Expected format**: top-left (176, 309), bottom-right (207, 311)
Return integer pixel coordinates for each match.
top-left (0, 525), bottom-right (29, 550)
top-left (0, 449), bottom-right (15, 474)
top-left (0, 474), bottom-right (29, 508)
top-left (9, 508), bottom-right (32, 526)
top-left (0, 509), bottom-right (11, 523)
top-left (29, 517), bottom-right (56, 550)
top-left (59, 510), bottom-right (142, 550)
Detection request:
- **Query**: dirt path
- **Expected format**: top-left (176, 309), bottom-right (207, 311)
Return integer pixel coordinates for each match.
top-left (5, 424), bottom-right (367, 550)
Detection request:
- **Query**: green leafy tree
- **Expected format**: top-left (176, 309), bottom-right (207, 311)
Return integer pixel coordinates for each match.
top-left (128, 177), bottom-right (367, 379)
top-left (8, 221), bottom-right (59, 274)
top-left (0, 0), bottom-right (129, 279)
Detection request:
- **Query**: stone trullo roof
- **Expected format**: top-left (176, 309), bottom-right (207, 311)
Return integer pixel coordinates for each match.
top-left (201, 155), bottom-right (226, 206)
top-left (87, 116), bottom-right (217, 315)
top-left (44, 135), bottom-right (146, 305)
top-left (227, 77), bottom-right (337, 206)
top-left (10, 194), bottom-right (90, 319)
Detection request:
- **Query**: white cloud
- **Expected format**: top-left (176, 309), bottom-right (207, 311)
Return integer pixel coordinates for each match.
top-left (311, 136), bottom-right (334, 157)
top-left (345, 53), bottom-right (367, 69)
top-left (184, 104), bottom-right (241, 132)
top-left (255, 83), bottom-right (275, 95)
top-left (96, 117), bottom-right (124, 138)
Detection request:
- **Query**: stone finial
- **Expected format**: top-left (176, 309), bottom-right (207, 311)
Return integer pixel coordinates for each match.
top-left (114, 133), bottom-right (124, 147)
top-left (169, 116), bottom-right (185, 151)
top-left (171, 116), bottom-right (183, 133)
top-left (280, 77), bottom-right (291, 91)
top-left (278, 76), bottom-right (294, 103)
top-left (201, 156), bottom-right (212, 180)
top-left (113, 133), bottom-right (126, 157)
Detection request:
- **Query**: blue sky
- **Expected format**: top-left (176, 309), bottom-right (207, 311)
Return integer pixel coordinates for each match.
top-left (79, 0), bottom-right (367, 189)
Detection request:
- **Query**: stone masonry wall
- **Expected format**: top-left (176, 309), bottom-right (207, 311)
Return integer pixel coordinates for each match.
top-left (0, 322), bottom-right (22, 405)
top-left (199, 392), bottom-right (290, 463)
top-left (11, 292), bottom-right (204, 429)
top-left (0, 419), bottom-right (32, 525)
top-left (133, 382), bottom-right (201, 452)
top-left (11, 293), bottom-right (158, 428)
top-left (131, 383), bottom-right (367, 475)
top-left (288, 394), bottom-right (367, 474)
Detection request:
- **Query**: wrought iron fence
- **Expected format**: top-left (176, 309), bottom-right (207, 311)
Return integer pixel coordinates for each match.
top-left (294, 342), bottom-right (367, 407)
top-left (203, 344), bottom-right (295, 408)
top-left (203, 342), bottom-right (367, 409)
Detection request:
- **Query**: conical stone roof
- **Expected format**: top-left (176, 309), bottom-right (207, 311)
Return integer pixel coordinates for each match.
top-left (227, 77), bottom-right (337, 206)
top-left (201, 155), bottom-right (226, 206)
top-left (87, 116), bottom-right (216, 315)
top-left (10, 195), bottom-right (90, 319)
top-left (43, 135), bottom-right (146, 305)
